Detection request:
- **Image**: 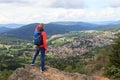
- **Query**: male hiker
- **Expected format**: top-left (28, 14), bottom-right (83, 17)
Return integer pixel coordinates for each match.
top-left (31, 23), bottom-right (47, 72)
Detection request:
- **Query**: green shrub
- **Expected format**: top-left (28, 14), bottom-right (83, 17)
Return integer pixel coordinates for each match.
top-left (0, 70), bottom-right (13, 80)
top-left (104, 33), bottom-right (120, 79)
top-left (104, 65), bottom-right (120, 78)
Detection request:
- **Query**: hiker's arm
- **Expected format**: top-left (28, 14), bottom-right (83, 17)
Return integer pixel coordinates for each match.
top-left (42, 32), bottom-right (47, 50)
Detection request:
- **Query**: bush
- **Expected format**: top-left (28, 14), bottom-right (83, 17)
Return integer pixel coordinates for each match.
top-left (104, 65), bottom-right (120, 78)
top-left (0, 70), bottom-right (13, 80)
top-left (104, 33), bottom-right (120, 79)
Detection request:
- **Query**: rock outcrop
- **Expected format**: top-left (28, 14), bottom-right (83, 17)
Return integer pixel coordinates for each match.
top-left (8, 64), bottom-right (94, 80)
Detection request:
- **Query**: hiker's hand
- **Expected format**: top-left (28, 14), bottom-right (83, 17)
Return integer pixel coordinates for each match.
top-left (45, 48), bottom-right (48, 51)
top-left (44, 47), bottom-right (48, 51)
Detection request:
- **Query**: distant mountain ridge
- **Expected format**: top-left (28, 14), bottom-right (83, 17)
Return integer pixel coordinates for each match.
top-left (98, 24), bottom-right (120, 31)
top-left (0, 27), bottom-right (12, 33)
top-left (1, 23), bottom-right (39, 40)
top-left (0, 23), bottom-right (24, 28)
top-left (50, 21), bottom-right (98, 26)
top-left (1, 22), bottom-right (100, 40)
top-left (94, 20), bottom-right (120, 25)
top-left (1, 21), bottom-right (120, 40)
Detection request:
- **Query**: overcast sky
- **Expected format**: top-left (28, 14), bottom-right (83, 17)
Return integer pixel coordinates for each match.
top-left (0, 0), bottom-right (120, 23)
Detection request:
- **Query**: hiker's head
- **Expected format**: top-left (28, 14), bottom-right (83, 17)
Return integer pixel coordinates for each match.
top-left (35, 23), bottom-right (44, 31)
top-left (38, 23), bottom-right (44, 29)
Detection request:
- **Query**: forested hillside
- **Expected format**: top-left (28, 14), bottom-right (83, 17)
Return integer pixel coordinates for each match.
top-left (99, 24), bottom-right (120, 31)
top-left (0, 27), bottom-right (12, 33)
top-left (1, 22), bottom-right (100, 40)
top-left (1, 22), bottom-right (120, 40)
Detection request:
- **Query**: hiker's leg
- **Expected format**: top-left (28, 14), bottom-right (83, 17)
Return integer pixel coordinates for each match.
top-left (32, 48), bottom-right (40, 64)
top-left (40, 47), bottom-right (45, 71)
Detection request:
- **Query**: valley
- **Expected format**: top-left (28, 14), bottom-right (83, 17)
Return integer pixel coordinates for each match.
top-left (0, 22), bottom-right (120, 80)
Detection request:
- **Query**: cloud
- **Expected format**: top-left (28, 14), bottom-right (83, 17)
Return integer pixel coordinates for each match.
top-left (0, 0), bottom-right (86, 9)
top-left (0, 0), bottom-right (27, 3)
top-left (85, 7), bottom-right (120, 21)
top-left (0, 0), bottom-right (51, 7)
top-left (0, 4), bottom-right (86, 23)
top-left (1, 5), bottom-right (119, 24)
top-left (51, 0), bottom-right (86, 9)
top-left (0, 0), bottom-right (120, 23)
top-left (109, 0), bottom-right (120, 8)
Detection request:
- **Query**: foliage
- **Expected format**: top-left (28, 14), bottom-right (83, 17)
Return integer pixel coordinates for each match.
top-left (0, 38), bottom-right (33, 79)
top-left (104, 33), bottom-right (120, 79)
top-left (45, 56), bottom-right (92, 74)
top-left (0, 70), bottom-right (12, 80)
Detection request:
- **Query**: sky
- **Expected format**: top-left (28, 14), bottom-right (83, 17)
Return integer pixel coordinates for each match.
top-left (0, 0), bottom-right (120, 23)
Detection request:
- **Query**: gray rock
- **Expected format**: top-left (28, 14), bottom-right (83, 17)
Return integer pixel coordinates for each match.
top-left (8, 64), bottom-right (94, 80)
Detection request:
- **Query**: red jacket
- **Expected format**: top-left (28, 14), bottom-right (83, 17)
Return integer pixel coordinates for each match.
top-left (35, 25), bottom-right (47, 50)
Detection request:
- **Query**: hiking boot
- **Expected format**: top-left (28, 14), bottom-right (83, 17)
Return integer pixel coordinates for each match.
top-left (40, 67), bottom-right (46, 73)
top-left (30, 64), bottom-right (34, 66)
top-left (40, 69), bottom-right (43, 73)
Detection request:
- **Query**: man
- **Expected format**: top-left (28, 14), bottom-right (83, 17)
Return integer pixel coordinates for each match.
top-left (31, 23), bottom-right (47, 72)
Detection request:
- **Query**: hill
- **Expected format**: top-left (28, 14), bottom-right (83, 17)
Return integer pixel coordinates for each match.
top-left (9, 64), bottom-right (110, 80)
top-left (0, 23), bottom-right (24, 28)
top-left (0, 27), bottom-right (12, 33)
top-left (1, 22), bottom-right (99, 40)
top-left (1, 21), bottom-right (120, 40)
top-left (98, 24), bottom-right (120, 31)
top-left (45, 22), bottom-right (99, 35)
top-left (94, 20), bottom-right (120, 25)
top-left (1, 23), bottom-right (39, 40)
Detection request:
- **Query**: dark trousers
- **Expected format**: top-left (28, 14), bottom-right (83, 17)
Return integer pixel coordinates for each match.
top-left (32, 47), bottom-right (45, 71)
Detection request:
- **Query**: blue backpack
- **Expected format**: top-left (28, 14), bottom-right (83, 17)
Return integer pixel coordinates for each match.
top-left (33, 31), bottom-right (43, 45)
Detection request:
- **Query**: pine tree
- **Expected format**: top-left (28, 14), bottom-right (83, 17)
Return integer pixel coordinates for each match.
top-left (104, 33), bottom-right (120, 79)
